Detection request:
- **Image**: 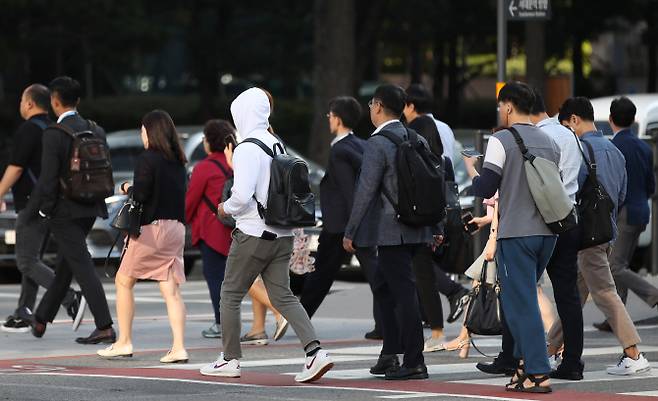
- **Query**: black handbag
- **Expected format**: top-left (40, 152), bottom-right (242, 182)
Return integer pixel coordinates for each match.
top-left (464, 260), bottom-right (502, 336)
top-left (575, 137), bottom-right (614, 249)
top-left (105, 197), bottom-right (142, 278)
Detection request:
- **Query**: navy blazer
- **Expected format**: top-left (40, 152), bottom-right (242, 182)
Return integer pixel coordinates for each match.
top-left (320, 134), bottom-right (365, 234)
top-left (612, 129), bottom-right (655, 226)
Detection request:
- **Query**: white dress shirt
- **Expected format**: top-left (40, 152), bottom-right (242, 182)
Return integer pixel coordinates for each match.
top-left (536, 117), bottom-right (582, 202)
top-left (57, 110), bottom-right (77, 123)
top-left (331, 131), bottom-right (352, 147)
top-left (371, 119), bottom-right (400, 136)
top-left (426, 113), bottom-right (455, 161)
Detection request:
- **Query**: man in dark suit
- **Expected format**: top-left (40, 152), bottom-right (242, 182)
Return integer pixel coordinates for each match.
top-left (300, 96), bottom-right (382, 339)
top-left (595, 96), bottom-right (658, 331)
top-left (345, 84), bottom-right (436, 380)
top-left (30, 76), bottom-right (115, 344)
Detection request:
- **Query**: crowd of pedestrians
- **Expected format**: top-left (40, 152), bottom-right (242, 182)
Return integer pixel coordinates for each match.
top-left (1, 76), bottom-right (656, 391)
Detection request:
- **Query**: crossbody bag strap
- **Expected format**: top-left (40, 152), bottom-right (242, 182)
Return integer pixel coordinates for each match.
top-left (507, 126), bottom-right (535, 162)
top-left (201, 159), bottom-right (232, 215)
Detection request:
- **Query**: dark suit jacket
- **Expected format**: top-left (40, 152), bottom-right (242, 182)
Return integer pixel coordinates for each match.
top-left (320, 134), bottom-right (365, 234)
top-left (612, 129), bottom-right (655, 226)
top-left (32, 113), bottom-right (109, 220)
top-left (345, 121), bottom-right (434, 247)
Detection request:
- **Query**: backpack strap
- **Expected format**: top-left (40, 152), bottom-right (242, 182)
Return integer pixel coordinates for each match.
top-left (375, 130), bottom-right (403, 146)
top-left (239, 138), bottom-right (278, 158)
top-left (581, 139), bottom-right (598, 176)
top-left (507, 126), bottom-right (536, 162)
top-left (201, 159), bottom-right (233, 216)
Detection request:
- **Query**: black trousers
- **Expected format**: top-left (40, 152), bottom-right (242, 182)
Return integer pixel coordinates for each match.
top-left (373, 244), bottom-right (424, 368)
top-left (499, 224), bottom-right (583, 369)
top-left (412, 246), bottom-right (444, 329)
top-left (300, 230), bottom-right (382, 331)
top-left (35, 217), bottom-right (113, 330)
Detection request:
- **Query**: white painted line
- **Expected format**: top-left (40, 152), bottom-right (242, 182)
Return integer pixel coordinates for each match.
top-left (621, 390), bottom-right (658, 396)
top-left (377, 395), bottom-right (534, 401)
top-left (150, 355), bottom-right (376, 370)
top-left (303, 362), bottom-right (481, 380)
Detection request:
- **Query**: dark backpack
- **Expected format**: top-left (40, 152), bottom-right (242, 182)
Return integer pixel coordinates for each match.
top-left (51, 121), bottom-right (114, 203)
top-left (576, 138), bottom-right (615, 249)
top-left (376, 128), bottom-right (446, 227)
top-left (239, 137), bottom-right (316, 228)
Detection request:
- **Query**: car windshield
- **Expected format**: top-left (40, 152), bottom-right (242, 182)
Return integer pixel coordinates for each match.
top-left (594, 121), bottom-right (639, 137)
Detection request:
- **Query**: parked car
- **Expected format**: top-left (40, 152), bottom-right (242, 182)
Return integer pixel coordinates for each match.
top-left (89, 128), bottom-right (325, 275)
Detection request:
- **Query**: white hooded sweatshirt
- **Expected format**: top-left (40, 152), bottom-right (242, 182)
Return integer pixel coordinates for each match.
top-left (224, 88), bottom-right (293, 238)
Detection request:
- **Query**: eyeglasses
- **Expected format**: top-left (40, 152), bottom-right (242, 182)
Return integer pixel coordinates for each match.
top-left (325, 112), bottom-right (333, 119)
top-left (368, 99), bottom-right (380, 109)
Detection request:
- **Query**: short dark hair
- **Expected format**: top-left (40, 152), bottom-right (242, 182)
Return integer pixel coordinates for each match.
top-left (141, 110), bottom-right (187, 165)
top-left (49, 76), bottom-right (81, 107)
top-left (497, 81), bottom-right (535, 115)
top-left (559, 97), bottom-right (594, 122)
top-left (529, 87), bottom-right (547, 115)
top-left (373, 84), bottom-right (406, 117)
top-left (405, 84), bottom-right (433, 114)
top-left (24, 84), bottom-right (50, 111)
top-left (328, 96), bottom-right (362, 129)
top-left (610, 96), bottom-right (636, 128)
top-left (204, 119), bottom-right (235, 153)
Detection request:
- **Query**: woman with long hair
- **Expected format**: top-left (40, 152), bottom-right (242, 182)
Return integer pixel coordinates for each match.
top-left (98, 110), bottom-right (189, 363)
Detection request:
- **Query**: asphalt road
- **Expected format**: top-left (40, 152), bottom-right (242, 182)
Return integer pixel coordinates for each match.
top-left (2, 266), bottom-right (658, 401)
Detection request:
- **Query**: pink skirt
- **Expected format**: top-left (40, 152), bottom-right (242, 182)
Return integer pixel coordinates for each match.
top-left (118, 220), bottom-right (186, 284)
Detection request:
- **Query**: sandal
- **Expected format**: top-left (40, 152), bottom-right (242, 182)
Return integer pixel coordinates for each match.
top-left (505, 365), bottom-right (525, 390)
top-left (507, 373), bottom-right (552, 394)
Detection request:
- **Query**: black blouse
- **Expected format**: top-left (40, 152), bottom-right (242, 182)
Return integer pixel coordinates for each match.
top-left (132, 149), bottom-right (186, 225)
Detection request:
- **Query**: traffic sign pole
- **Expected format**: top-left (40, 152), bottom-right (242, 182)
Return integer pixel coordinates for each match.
top-left (497, 0), bottom-right (507, 123)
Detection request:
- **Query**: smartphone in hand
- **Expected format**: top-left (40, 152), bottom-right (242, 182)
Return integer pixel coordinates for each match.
top-left (462, 212), bottom-right (478, 234)
top-left (461, 149), bottom-right (483, 158)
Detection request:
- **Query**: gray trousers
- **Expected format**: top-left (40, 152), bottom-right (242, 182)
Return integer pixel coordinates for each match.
top-left (15, 208), bottom-right (74, 315)
top-left (609, 208), bottom-right (658, 307)
top-left (220, 230), bottom-right (318, 360)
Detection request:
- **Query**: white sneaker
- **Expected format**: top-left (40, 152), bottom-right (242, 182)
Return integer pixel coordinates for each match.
top-left (549, 352), bottom-right (562, 371)
top-left (200, 353), bottom-right (241, 377)
top-left (295, 349), bottom-right (334, 383)
top-left (606, 353), bottom-right (651, 375)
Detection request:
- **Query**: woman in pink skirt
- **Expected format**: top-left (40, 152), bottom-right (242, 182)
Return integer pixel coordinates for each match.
top-left (98, 110), bottom-right (189, 363)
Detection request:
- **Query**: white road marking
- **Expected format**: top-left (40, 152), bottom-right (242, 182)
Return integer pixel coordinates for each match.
top-left (620, 390), bottom-right (658, 396)
top-left (150, 355), bottom-right (376, 370)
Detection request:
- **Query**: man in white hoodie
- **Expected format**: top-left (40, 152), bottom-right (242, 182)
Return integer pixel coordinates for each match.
top-left (200, 88), bottom-right (333, 383)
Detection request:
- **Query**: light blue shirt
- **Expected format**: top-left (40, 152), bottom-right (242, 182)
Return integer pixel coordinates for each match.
top-left (578, 131), bottom-right (628, 241)
top-left (536, 117), bottom-right (581, 202)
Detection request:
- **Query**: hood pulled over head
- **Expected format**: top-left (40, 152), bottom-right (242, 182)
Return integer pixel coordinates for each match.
top-left (230, 88), bottom-right (271, 139)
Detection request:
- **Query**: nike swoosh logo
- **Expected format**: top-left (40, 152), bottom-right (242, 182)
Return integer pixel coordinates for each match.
top-left (305, 354), bottom-right (318, 370)
top-left (213, 362), bottom-right (229, 369)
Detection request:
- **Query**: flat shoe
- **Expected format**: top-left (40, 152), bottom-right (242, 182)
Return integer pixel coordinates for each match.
top-left (97, 344), bottom-right (133, 359)
top-left (160, 350), bottom-right (189, 364)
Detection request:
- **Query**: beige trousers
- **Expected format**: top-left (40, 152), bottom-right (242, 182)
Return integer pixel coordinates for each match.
top-left (547, 243), bottom-right (641, 349)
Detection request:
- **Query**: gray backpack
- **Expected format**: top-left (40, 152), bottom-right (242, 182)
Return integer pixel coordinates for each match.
top-left (508, 126), bottom-right (577, 234)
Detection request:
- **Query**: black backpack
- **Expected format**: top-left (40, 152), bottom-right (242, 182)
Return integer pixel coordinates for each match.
top-left (51, 121), bottom-right (115, 203)
top-left (376, 128), bottom-right (446, 227)
top-left (239, 137), bottom-right (316, 228)
top-left (576, 138), bottom-right (615, 249)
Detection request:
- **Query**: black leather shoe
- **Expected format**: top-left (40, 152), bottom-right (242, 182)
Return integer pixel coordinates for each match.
top-left (75, 328), bottom-right (116, 344)
top-left (550, 360), bottom-right (584, 381)
top-left (593, 320), bottom-right (612, 332)
top-left (66, 291), bottom-right (82, 320)
top-left (370, 354), bottom-right (400, 375)
top-left (447, 288), bottom-right (470, 323)
top-left (385, 364), bottom-right (429, 380)
top-left (365, 329), bottom-right (383, 340)
top-left (476, 354), bottom-right (517, 376)
top-left (31, 320), bottom-right (46, 338)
